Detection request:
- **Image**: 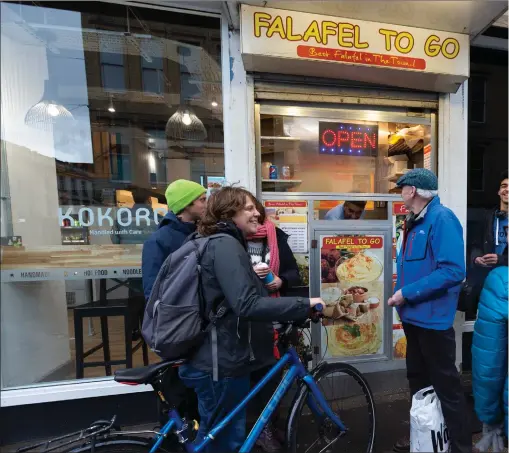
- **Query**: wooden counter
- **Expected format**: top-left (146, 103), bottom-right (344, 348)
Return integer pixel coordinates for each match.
top-left (1, 245), bottom-right (143, 282)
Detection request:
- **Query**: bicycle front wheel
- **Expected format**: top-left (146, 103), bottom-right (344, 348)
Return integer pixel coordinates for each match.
top-left (287, 362), bottom-right (376, 453)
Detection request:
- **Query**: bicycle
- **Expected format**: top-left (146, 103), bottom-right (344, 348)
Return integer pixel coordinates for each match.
top-left (18, 309), bottom-right (376, 453)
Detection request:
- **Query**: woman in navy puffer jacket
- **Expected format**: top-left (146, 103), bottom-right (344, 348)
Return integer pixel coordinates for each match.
top-left (472, 265), bottom-right (508, 442)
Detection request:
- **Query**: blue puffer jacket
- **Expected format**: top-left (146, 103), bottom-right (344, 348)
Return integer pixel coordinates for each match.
top-left (141, 212), bottom-right (196, 300)
top-left (472, 266), bottom-right (508, 436)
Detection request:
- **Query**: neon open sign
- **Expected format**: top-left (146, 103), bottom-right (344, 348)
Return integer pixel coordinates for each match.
top-left (319, 121), bottom-right (378, 156)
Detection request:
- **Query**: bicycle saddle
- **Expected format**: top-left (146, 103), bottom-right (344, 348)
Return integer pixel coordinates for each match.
top-left (114, 359), bottom-right (186, 385)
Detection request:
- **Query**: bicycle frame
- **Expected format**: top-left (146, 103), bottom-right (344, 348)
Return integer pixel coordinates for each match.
top-left (151, 347), bottom-right (347, 453)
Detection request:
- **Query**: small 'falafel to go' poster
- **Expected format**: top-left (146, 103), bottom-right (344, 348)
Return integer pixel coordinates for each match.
top-left (392, 202), bottom-right (409, 359)
top-left (264, 201), bottom-right (308, 253)
top-left (320, 235), bottom-right (385, 358)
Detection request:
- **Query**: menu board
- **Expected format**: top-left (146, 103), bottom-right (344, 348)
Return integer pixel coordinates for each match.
top-left (319, 235), bottom-right (385, 358)
top-left (392, 202), bottom-right (409, 359)
top-left (264, 201), bottom-right (308, 253)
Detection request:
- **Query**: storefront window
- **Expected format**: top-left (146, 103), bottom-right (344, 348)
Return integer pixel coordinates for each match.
top-left (260, 110), bottom-right (432, 194)
top-left (313, 200), bottom-right (388, 221)
top-left (1, 2), bottom-right (223, 388)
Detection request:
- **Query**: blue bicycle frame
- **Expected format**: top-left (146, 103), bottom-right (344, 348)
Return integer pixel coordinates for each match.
top-left (150, 347), bottom-right (347, 453)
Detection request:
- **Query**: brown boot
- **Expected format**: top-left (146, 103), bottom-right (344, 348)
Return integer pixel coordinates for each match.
top-left (256, 423), bottom-right (282, 453)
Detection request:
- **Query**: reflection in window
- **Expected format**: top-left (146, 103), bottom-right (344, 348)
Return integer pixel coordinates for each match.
top-left (141, 40), bottom-right (164, 94)
top-left (100, 37), bottom-right (125, 91)
top-left (1, 1), bottom-right (224, 387)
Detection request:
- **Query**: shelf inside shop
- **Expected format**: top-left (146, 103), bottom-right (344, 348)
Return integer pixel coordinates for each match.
top-left (384, 155), bottom-right (409, 164)
top-left (260, 136), bottom-right (301, 141)
top-left (261, 179), bottom-right (302, 189)
top-left (385, 172), bottom-right (409, 183)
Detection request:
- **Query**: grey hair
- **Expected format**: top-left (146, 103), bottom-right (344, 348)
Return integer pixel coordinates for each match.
top-left (416, 188), bottom-right (438, 199)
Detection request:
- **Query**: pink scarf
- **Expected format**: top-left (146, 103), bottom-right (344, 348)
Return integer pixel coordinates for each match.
top-left (247, 220), bottom-right (280, 296)
top-left (248, 220), bottom-right (282, 359)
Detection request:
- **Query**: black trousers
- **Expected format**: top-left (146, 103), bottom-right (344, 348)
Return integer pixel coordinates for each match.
top-left (249, 365), bottom-right (282, 426)
top-left (403, 323), bottom-right (471, 453)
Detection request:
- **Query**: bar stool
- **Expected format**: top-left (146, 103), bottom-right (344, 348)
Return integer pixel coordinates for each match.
top-left (73, 298), bottom-right (149, 379)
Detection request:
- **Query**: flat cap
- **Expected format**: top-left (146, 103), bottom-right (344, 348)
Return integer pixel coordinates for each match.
top-left (396, 168), bottom-right (438, 191)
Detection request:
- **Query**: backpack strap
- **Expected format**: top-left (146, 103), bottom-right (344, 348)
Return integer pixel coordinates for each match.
top-left (192, 234), bottom-right (230, 381)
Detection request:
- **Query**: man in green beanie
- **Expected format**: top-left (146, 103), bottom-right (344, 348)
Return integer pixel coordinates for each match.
top-left (389, 168), bottom-right (470, 453)
top-left (142, 179), bottom-right (206, 300)
top-left (141, 179), bottom-right (206, 432)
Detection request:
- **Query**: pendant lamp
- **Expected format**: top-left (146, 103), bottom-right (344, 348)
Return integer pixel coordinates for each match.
top-left (25, 80), bottom-right (74, 130)
top-left (165, 105), bottom-right (207, 141)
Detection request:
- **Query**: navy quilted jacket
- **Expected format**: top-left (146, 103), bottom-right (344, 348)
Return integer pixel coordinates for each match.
top-left (472, 266), bottom-right (508, 436)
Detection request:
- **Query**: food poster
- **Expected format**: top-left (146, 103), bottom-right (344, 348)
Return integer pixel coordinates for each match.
top-left (319, 235), bottom-right (384, 358)
top-left (264, 201), bottom-right (308, 253)
top-left (392, 202), bottom-right (409, 359)
top-left (207, 176), bottom-right (226, 197)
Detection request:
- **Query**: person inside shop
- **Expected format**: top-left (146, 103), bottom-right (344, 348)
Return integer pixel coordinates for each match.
top-left (178, 186), bottom-right (323, 453)
top-left (471, 254), bottom-right (508, 453)
top-left (324, 200), bottom-right (367, 220)
top-left (141, 179), bottom-right (207, 435)
top-left (246, 198), bottom-right (301, 452)
top-left (388, 168), bottom-right (471, 453)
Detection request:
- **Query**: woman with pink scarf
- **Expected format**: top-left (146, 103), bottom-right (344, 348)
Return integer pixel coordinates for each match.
top-left (246, 198), bottom-right (301, 452)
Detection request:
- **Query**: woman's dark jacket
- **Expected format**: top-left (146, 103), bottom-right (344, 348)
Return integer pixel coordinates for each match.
top-left (187, 222), bottom-right (310, 378)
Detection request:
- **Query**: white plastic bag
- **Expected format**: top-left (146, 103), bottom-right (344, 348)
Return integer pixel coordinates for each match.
top-left (410, 386), bottom-right (450, 453)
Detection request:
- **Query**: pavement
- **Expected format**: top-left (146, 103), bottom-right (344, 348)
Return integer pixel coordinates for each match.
top-left (3, 388), bottom-right (496, 453)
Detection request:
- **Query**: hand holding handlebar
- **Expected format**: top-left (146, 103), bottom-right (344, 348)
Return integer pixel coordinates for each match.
top-left (309, 298), bottom-right (324, 322)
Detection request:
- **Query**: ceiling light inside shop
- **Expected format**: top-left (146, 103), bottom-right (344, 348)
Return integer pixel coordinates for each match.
top-left (166, 106), bottom-right (207, 141)
top-left (211, 100), bottom-right (218, 107)
top-left (148, 153), bottom-right (156, 173)
top-left (107, 96), bottom-right (116, 113)
top-left (182, 113), bottom-right (192, 126)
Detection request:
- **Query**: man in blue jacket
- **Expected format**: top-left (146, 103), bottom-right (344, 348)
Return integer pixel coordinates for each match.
top-left (142, 179), bottom-right (206, 300)
top-left (141, 179), bottom-right (206, 430)
top-left (389, 169), bottom-right (470, 453)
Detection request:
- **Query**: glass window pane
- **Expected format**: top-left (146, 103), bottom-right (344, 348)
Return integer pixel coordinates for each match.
top-left (313, 200), bottom-right (388, 220)
top-left (260, 113), bottom-right (432, 194)
top-left (142, 68), bottom-right (161, 94)
top-left (102, 64), bottom-right (125, 91)
top-left (1, 1), bottom-right (223, 388)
